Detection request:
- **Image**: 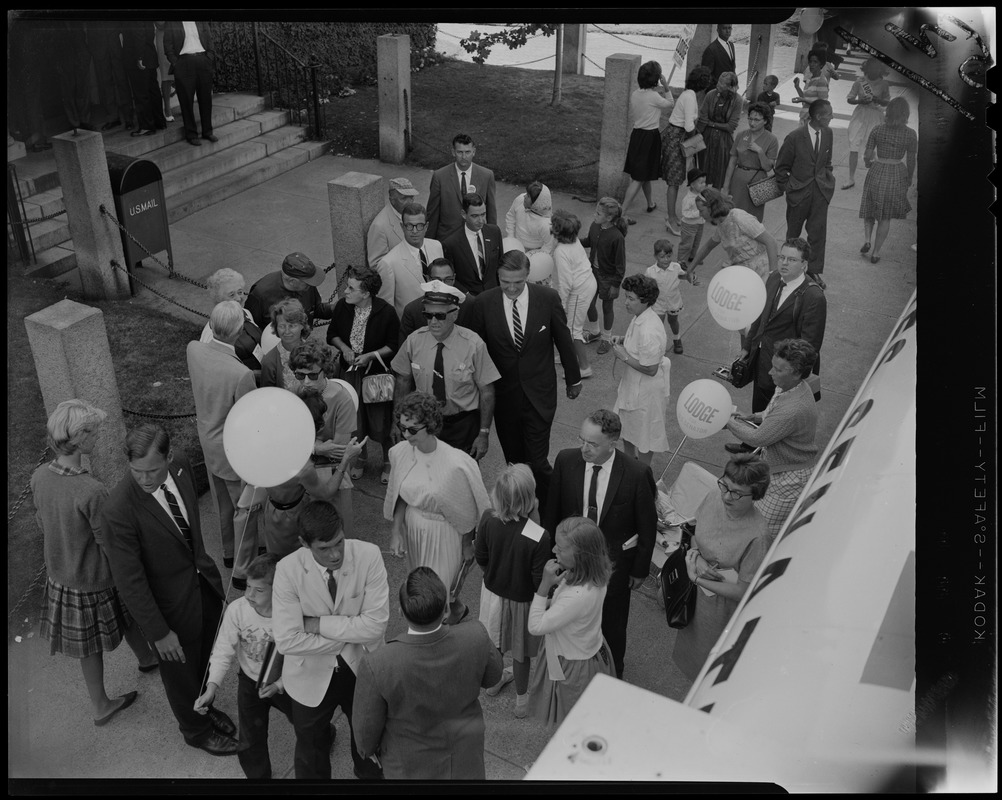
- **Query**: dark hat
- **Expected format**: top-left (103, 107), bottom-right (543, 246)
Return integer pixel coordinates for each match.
top-left (420, 280), bottom-right (464, 306)
top-left (282, 252), bottom-right (324, 287)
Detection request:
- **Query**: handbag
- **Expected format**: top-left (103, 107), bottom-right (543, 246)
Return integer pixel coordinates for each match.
top-left (747, 170), bottom-right (783, 207)
top-left (660, 522), bottom-right (697, 629)
top-left (360, 352), bottom-right (394, 404)
top-left (729, 346), bottom-right (759, 389)
top-left (681, 132), bottom-right (706, 159)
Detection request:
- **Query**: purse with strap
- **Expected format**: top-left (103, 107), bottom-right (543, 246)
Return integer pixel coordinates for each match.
top-left (660, 522), bottom-right (697, 629)
top-left (360, 352), bottom-right (394, 404)
top-left (729, 346), bottom-right (759, 388)
top-left (748, 169), bottom-right (783, 207)
top-left (681, 132), bottom-right (706, 159)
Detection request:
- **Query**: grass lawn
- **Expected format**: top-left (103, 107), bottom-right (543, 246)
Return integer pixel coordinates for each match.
top-left (7, 269), bottom-right (204, 622)
top-left (327, 59), bottom-right (605, 198)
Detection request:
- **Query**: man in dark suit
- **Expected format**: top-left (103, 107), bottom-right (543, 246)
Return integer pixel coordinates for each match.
top-left (103, 423), bottom-right (238, 756)
top-left (122, 20), bottom-right (167, 137)
top-left (468, 252), bottom-right (582, 508)
top-left (163, 20), bottom-right (215, 146)
top-left (353, 567), bottom-right (503, 779)
top-left (441, 192), bottom-right (503, 296)
top-left (774, 99), bottom-right (836, 277)
top-left (542, 409), bottom-right (658, 680)
top-left (701, 23), bottom-right (736, 84)
top-left (738, 237), bottom-right (827, 415)
top-left (426, 133), bottom-right (497, 241)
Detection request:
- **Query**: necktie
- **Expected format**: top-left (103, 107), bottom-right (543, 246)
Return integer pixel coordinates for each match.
top-left (161, 483), bottom-right (193, 550)
top-left (511, 298), bottom-right (524, 350)
top-left (327, 569), bottom-right (338, 606)
top-left (728, 41), bottom-right (735, 63)
top-left (460, 171), bottom-right (468, 197)
top-left (773, 283), bottom-right (785, 314)
top-left (419, 247), bottom-right (428, 279)
top-left (433, 342), bottom-right (447, 404)
top-left (476, 234), bottom-right (485, 280)
top-left (814, 129), bottom-right (820, 159)
top-left (587, 465), bottom-right (601, 522)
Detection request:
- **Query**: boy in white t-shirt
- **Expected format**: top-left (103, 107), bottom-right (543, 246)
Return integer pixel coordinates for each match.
top-left (644, 239), bottom-right (685, 354)
top-left (677, 168), bottom-right (707, 273)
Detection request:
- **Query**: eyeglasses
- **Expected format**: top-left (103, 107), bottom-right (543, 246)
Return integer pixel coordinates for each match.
top-left (293, 370), bottom-right (322, 381)
top-left (397, 422), bottom-right (427, 436)
top-left (422, 310), bottom-right (454, 321)
top-left (403, 222), bottom-right (428, 232)
top-left (717, 479), bottom-right (753, 498)
top-left (777, 255), bottom-right (803, 263)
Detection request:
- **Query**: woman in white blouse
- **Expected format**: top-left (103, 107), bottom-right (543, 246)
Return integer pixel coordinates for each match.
top-left (527, 516), bottom-right (615, 728)
top-left (621, 60), bottom-right (674, 225)
top-left (660, 68), bottom-right (707, 236)
top-left (505, 181), bottom-right (555, 254)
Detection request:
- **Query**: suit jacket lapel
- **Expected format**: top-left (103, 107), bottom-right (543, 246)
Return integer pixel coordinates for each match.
top-left (599, 453), bottom-right (625, 525)
top-left (570, 454), bottom-right (587, 512)
top-left (767, 276), bottom-right (785, 321)
top-left (133, 475), bottom-right (190, 550)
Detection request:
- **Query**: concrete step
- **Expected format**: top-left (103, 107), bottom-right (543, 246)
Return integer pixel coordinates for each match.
top-left (24, 241), bottom-right (77, 281)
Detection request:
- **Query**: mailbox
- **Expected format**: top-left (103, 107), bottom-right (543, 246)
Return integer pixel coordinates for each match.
top-left (106, 153), bottom-right (173, 294)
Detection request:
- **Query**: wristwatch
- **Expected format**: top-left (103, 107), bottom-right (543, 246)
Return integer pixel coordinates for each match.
top-left (478, 427), bottom-right (490, 434)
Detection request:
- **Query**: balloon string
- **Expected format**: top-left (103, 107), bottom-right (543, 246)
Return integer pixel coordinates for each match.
top-left (658, 435), bottom-right (687, 484)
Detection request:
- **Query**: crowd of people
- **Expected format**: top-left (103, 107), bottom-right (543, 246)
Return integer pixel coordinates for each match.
top-left (26, 26), bottom-right (915, 782)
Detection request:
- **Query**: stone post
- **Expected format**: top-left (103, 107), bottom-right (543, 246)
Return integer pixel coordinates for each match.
top-left (598, 53), bottom-right (641, 201)
top-left (563, 24), bottom-right (587, 74)
top-left (686, 23), bottom-right (713, 80)
top-left (328, 172), bottom-right (386, 274)
top-left (24, 299), bottom-right (128, 486)
top-left (51, 130), bottom-right (130, 300)
top-left (745, 23), bottom-right (775, 104)
top-left (377, 34), bottom-right (411, 164)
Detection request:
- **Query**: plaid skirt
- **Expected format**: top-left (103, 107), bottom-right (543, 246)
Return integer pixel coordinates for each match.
top-left (859, 161), bottom-right (912, 220)
top-left (755, 467), bottom-right (813, 540)
top-left (39, 577), bottom-right (133, 659)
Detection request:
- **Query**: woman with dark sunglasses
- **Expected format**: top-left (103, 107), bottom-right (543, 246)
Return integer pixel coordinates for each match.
top-left (383, 392), bottom-right (490, 625)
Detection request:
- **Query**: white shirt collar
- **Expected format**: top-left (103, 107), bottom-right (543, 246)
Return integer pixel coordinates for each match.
top-left (506, 284), bottom-right (528, 305)
top-left (211, 338), bottom-right (237, 352)
top-left (407, 623), bottom-right (444, 635)
top-left (781, 273), bottom-right (806, 291)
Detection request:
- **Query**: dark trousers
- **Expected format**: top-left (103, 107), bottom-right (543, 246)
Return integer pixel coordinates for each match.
top-left (439, 408), bottom-right (481, 455)
top-left (785, 185), bottom-right (830, 275)
top-left (57, 53), bottom-right (93, 129)
top-left (128, 62), bottom-right (167, 132)
top-left (236, 669), bottom-right (294, 779)
top-left (289, 655), bottom-right (367, 779)
top-left (601, 547), bottom-right (636, 680)
top-left (91, 29), bottom-right (133, 121)
top-left (158, 576), bottom-right (223, 745)
top-left (173, 52), bottom-right (213, 140)
top-left (494, 392), bottom-right (554, 509)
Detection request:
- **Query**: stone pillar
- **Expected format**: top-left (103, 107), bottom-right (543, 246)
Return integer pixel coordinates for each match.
top-left (598, 53), bottom-right (641, 201)
top-left (24, 299), bottom-right (128, 486)
top-left (745, 23), bottom-right (775, 104)
top-left (377, 34), bottom-right (411, 164)
top-left (563, 24), bottom-right (587, 74)
top-left (51, 130), bottom-right (130, 300)
top-left (686, 23), bottom-right (714, 81)
top-left (328, 172), bottom-right (386, 274)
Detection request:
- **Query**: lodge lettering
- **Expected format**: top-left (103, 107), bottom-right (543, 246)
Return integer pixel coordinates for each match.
top-left (709, 284), bottom-right (745, 311)
top-left (683, 394), bottom-right (719, 423)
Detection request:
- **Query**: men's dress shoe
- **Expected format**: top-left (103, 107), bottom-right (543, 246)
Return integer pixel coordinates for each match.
top-left (138, 660), bottom-right (160, 673)
top-left (124, 120), bottom-right (135, 130)
top-left (205, 706), bottom-right (237, 737)
top-left (202, 134), bottom-right (218, 143)
top-left (673, 340), bottom-right (684, 354)
top-left (724, 442), bottom-right (754, 454)
top-left (596, 340), bottom-right (612, 355)
top-left (231, 576), bottom-right (247, 592)
top-left (187, 138), bottom-right (202, 146)
top-left (190, 730), bottom-right (240, 756)
top-left (131, 129), bottom-right (156, 137)
top-left (101, 119), bottom-right (122, 131)
top-left (353, 758), bottom-right (384, 780)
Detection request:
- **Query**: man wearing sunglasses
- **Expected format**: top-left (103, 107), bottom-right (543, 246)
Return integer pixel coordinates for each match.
top-left (391, 281), bottom-right (500, 460)
top-left (398, 258), bottom-right (473, 345)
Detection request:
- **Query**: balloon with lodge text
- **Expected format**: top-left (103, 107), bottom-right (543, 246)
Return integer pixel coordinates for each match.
top-left (223, 387), bottom-right (315, 487)
top-left (676, 379), bottom-right (733, 439)
top-left (502, 236), bottom-right (526, 254)
top-left (706, 265), bottom-right (768, 331)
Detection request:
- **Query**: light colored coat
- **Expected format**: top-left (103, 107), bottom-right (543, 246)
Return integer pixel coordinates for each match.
top-left (272, 541), bottom-right (389, 707)
top-left (366, 202), bottom-right (406, 269)
top-left (376, 237), bottom-right (444, 319)
top-left (185, 339), bottom-right (256, 480)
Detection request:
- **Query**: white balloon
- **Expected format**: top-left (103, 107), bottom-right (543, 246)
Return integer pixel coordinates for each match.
top-left (223, 388), bottom-right (316, 487)
top-left (706, 265), bottom-right (768, 331)
top-left (800, 8), bottom-right (824, 35)
top-left (528, 251), bottom-right (554, 282)
top-left (502, 237), bottom-right (526, 254)
top-left (676, 379), bottom-right (733, 439)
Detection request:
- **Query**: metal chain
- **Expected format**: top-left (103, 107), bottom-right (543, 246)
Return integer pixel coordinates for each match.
top-left (8, 563), bottom-right (48, 635)
top-left (122, 407), bottom-right (197, 420)
top-left (11, 207), bottom-right (67, 227)
top-left (108, 258), bottom-right (210, 320)
top-left (582, 53), bottom-right (606, 74)
top-left (8, 448), bottom-right (50, 522)
top-left (99, 205), bottom-right (208, 290)
top-left (589, 24), bottom-right (680, 52)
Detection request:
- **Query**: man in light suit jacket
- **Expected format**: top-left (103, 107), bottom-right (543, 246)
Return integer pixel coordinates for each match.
top-left (376, 202), bottom-right (444, 318)
top-left (468, 252), bottom-right (582, 509)
top-left (353, 567), bottom-right (503, 779)
top-left (426, 133), bottom-right (497, 241)
top-left (104, 424), bottom-right (238, 756)
top-left (775, 99), bottom-right (836, 277)
top-left (186, 300), bottom-right (259, 589)
top-left (366, 177), bottom-right (418, 270)
top-left (441, 192), bottom-right (503, 296)
top-left (272, 501), bottom-right (389, 780)
top-left (700, 23), bottom-right (736, 84)
top-left (163, 20), bottom-right (215, 146)
top-left (542, 410), bottom-right (658, 680)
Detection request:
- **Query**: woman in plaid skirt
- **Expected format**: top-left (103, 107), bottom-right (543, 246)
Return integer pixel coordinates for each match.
top-left (31, 400), bottom-right (158, 725)
top-left (858, 97), bottom-right (917, 264)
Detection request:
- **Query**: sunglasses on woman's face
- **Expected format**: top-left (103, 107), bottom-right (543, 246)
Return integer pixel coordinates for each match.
top-left (397, 422), bottom-right (427, 436)
top-left (293, 370), bottom-right (322, 381)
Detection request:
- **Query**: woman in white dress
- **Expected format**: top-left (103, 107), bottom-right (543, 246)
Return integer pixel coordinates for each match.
top-left (385, 392), bottom-right (491, 624)
top-left (612, 274), bottom-right (671, 465)
top-left (550, 209), bottom-right (598, 379)
top-left (505, 181), bottom-right (554, 254)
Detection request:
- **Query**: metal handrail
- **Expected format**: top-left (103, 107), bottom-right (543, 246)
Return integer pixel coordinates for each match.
top-left (250, 24), bottom-right (326, 140)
